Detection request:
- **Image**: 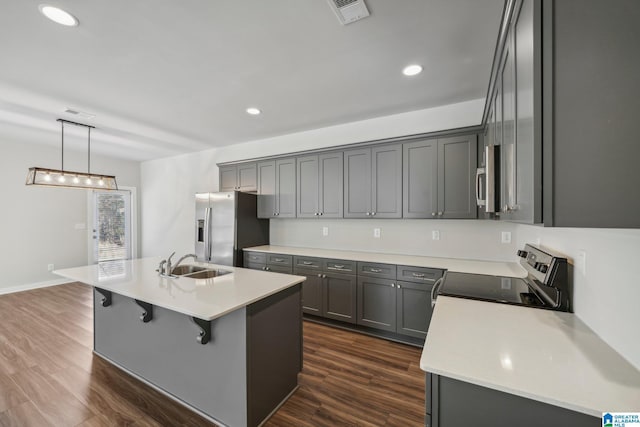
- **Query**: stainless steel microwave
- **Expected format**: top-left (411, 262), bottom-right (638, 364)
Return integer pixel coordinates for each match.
top-left (476, 145), bottom-right (500, 213)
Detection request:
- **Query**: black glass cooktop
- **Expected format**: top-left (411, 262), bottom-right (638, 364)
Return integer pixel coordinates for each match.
top-left (439, 272), bottom-right (545, 307)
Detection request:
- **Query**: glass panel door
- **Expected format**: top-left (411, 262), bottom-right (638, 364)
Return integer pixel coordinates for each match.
top-left (92, 190), bottom-right (132, 263)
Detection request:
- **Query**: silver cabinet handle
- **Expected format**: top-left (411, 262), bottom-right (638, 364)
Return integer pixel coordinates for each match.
top-left (412, 273), bottom-right (426, 278)
top-left (314, 212), bottom-right (319, 216)
top-left (319, 212), bottom-right (323, 216)
top-left (390, 283), bottom-right (395, 288)
top-left (371, 212), bottom-right (376, 216)
top-left (303, 261), bottom-right (313, 265)
top-left (366, 212), bottom-right (371, 216)
top-left (317, 273), bottom-right (322, 278)
top-left (334, 265), bottom-right (344, 269)
top-left (431, 277), bottom-right (444, 307)
top-left (431, 212), bottom-right (436, 217)
top-left (370, 268), bottom-right (382, 273)
top-left (397, 284), bottom-right (401, 289)
top-left (274, 258), bottom-right (284, 262)
top-left (322, 274), bottom-right (327, 278)
top-left (438, 212), bottom-right (443, 216)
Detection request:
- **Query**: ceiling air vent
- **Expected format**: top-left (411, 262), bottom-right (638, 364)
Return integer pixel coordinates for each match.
top-left (326, 0), bottom-right (370, 25)
top-left (64, 108), bottom-right (96, 119)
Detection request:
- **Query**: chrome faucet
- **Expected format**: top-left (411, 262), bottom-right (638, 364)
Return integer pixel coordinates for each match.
top-left (174, 253), bottom-right (197, 270)
top-left (165, 252), bottom-right (176, 276)
top-left (157, 252), bottom-right (176, 277)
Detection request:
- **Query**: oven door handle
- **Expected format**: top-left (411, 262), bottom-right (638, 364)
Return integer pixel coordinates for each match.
top-left (431, 276), bottom-right (445, 308)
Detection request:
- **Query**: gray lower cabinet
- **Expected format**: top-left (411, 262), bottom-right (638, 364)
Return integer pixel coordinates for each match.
top-left (244, 252), bottom-right (292, 274)
top-left (344, 144), bottom-right (402, 218)
top-left (426, 373), bottom-right (599, 427)
top-left (396, 281), bottom-right (432, 339)
top-left (323, 272), bottom-right (357, 324)
top-left (403, 136), bottom-right (477, 219)
top-left (356, 277), bottom-right (397, 332)
top-left (219, 163), bottom-right (257, 192)
top-left (257, 159), bottom-right (296, 218)
top-left (296, 152), bottom-right (343, 218)
top-left (295, 268), bottom-right (323, 315)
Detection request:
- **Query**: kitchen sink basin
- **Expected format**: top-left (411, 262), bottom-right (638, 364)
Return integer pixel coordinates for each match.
top-left (171, 265), bottom-right (208, 275)
top-left (183, 269), bottom-right (232, 279)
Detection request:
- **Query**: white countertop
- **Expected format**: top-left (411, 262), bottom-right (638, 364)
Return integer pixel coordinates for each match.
top-left (421, 296), bottom-right (640, 417)
top-left (245, 245), bottom-right (526, 277)
top-left (54, 258), bottom-right (305, 321)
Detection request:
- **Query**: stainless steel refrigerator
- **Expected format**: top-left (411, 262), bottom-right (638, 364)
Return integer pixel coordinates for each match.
top-left (195, 192), bottom-right (269, 267)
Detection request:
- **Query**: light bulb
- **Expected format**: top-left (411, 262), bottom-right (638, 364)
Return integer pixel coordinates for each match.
top-left (73, 176), bottom-right (80, 184)
top-left (86, 178), bottom-right (92, 185)
top-left (58, 175), bottom-right (66, 183)
top-left (98, 179), bottom-right (104, 186)
top-left (44, 173), bottom-right (52, 182)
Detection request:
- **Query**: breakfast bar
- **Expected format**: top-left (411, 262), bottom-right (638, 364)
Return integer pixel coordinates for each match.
top-left (55, 258), bottom-right (306, 427)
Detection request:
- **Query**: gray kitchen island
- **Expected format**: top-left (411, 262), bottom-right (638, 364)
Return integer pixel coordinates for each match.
top-left (55, 257), bottom-right (306, 427)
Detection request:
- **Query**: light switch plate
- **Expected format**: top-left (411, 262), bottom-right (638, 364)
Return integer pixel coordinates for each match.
top-left (322, 227), bottom-right (329, 237)
top-left (432, 230), bottom-right (440, 241)
top-left (373, 228), bottom-right (381, 238)
top-left (501, 231), bottom-right (511, 243)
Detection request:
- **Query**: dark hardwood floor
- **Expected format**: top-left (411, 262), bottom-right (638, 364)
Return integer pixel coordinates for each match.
top-left (0, 283), bottom-right (425, 426)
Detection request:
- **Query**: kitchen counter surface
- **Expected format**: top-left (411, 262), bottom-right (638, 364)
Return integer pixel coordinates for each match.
top-left (244, 245), bottom-right (526, 277)
top-left (421, 296), bottom-right (640, 417)
top-left (55, 257), bottom-right (305, 321)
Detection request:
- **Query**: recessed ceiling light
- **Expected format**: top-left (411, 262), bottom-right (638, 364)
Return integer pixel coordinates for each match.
top-left (402, 64), bottom-right (423, 77)
top-left (39, 4), bottom-right (79, 27)
top-left (246, 108), bottom-right (261, 116)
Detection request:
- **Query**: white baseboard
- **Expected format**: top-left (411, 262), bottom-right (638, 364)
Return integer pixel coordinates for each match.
top-left (0, 278), bottom-right (72, 296)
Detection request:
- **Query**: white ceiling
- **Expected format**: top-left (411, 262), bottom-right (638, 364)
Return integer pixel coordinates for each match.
top-left (0, 0), bottom-right (504, 161)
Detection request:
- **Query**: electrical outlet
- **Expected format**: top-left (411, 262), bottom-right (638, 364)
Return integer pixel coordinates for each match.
top-left (501, 231), bottom-right (512, 244)
top-left (432, 230), bottom-right (440, 241)
top-left (322, 227), bottom-right (329, 237)
top-left (577, 250), bottom-right (587, 276)
top-left (373, 228), bottom-right (381, 238)
top-left (48, 264), bottom-right (54, 272)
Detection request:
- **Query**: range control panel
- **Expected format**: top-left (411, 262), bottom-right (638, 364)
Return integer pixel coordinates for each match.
top-left (517, 244), bottom-right (562, 285)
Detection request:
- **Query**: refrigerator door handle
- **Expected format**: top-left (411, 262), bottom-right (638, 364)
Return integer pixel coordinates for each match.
top-left (476, 167), bottom-right (486, 207)
top-left (204, 207), bottom-right (212, 261)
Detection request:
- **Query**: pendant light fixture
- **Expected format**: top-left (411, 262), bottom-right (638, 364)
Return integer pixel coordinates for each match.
top-left (25, 119), bottom-right (118, 190)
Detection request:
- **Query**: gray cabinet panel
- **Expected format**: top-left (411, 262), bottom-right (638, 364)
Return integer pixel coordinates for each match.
top-left (323, 272), bottom-right (357, 324)
top-left (266, 254), bottom-right (292, 266)
top-left (438, 135), bottom-right (477, 219)
top-left (244, 251), bottom-right (266, 266)
top-left (357, 262), bottom-right (396, 280)
top-left (296, 155), bottom-right (319, 218)
top-left (371, 144), bottom-right (402, 218)
top-left (319, 152), bottom-right (343, 218)
top-left (237, 163), bottom-right (257, 192)
top-left (403, 139), bottom-right (438, 218)
top-left (257, 161), bottom-right (276, 218)
top-left (293, 256), bottom-right (322, 270)
top-left (275, 158), bottom-right (296, 218)
top-left (396, 281), bottom-right (432, 340)
top-left (219, 165), bottom-right (238, 192)
top-left (344, 148), bottom-right (371, 218)
top-left (397, 265), bottom-right (444, 284)
top-left (264, 264), bottom-right (292, 274)
top-left (245, 262), bottom-right (266, 271)
top-left (323, 259), bottom-right (355, 273)
top-left (296, 270), bottom-right (323, 315)
top-left (356, 277), bottom-right (397, 332)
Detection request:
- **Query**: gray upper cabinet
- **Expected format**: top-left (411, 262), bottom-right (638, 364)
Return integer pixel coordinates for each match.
top-left (403, 136), bottom-right (477, 219)
top-left (257, 161), bottom-right (276, 218)
top-left (219, 163), bottom-right (257, 192)
top-left (275, 158), bottom-right (296, 218)
top-left (344, 144), bottom-right (402, 218)
top-left (257, 158), bottom-right (296, 218)
top-left (297, 152), bottom-right (343, 218)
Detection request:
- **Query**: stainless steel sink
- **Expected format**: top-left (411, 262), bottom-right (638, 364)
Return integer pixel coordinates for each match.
top-left (183, 269), bottom-right (232, 279)
top-left (171, 265), bottom-right (208, 275)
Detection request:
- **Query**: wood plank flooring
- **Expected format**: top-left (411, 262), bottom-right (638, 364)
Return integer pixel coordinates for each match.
top-left (0, 283), bottom-right (424, 426)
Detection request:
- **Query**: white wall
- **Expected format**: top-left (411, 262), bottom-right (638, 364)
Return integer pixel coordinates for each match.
top-left (515, 225), bottom-right (640, 370)
top-left (0, 138), bottom-right (140, 293)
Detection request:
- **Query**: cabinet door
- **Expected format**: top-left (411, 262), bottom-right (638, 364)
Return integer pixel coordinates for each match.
top-left (318, 152), bottom-right (343, 218)
top-left (511, 0), bottom-right (540, 224)
top-left (438, 135), bottom-right (478, 219)
top-left (296, 155), bottom-right (319, 218)
top-left (371, 144), bottom-right (402, 218)
top-left (257, 161), bottom-right (276, 218)
top-left (356, 277), bottom-right (397, 332)
top-left (219, 165), bottom-right (237, 192)
top-left (403, 139), bottom-right (438, 218)
top-left (502, 31), bottom-right (517, 219)
top-left (237, 163), bottom-right (257, 192)
top-left (396, 281), bottom-right (433, 339)
top-left (275, 158), bottom-right (296, 218)
top-left (343, 148), bottom-right (371, 218)
top-left (323, 273), bottom-right (357, 324)
top-left (297, 271), bottom-right (323, 315)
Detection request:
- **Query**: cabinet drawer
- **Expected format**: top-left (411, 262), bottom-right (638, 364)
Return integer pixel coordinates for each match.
top-left (265, 264), bottom-right (293, 274)
top-left (357, 262), bottom-right (397, 279)
top-left (397, 265), bottom-right (444, 284)
top-left (323, 259), bottom-right (355, 273)
top-left (244, 252), bottom-right (266, 265)
top-left (245, 262), bottom-right (266, 271)
top-left (293, 256), bottom-right (322, 270)
top-left (266, 254), bottom-right (292, 266)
